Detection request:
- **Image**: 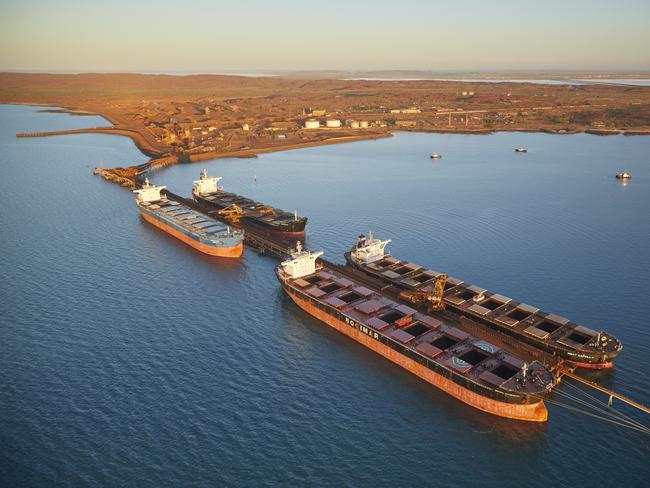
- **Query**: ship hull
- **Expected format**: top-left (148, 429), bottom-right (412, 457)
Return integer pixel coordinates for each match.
top-left (282, 281), bottom-right (548, 422)
top-left (140, 210), bottom-right (243, 258)
top-left (567, 360), bottom-right (613, 370)
top-left (241, 217), bottom-right (305, 240)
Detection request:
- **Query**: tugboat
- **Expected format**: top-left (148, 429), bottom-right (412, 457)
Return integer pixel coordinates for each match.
top-left (345, 233), bottom-right (622, 369)
top-left (192, 170), bottom-right (307, 240)
top-left (277, 242), bottom-right (553, 422)
top-left (430, 153), bottom-right (442, 159)
top-left (515, 147), bottom-right (527, 153)
top-left (615, 171), bottom-right (632, 180)
top-left (134, 178), bottom-right (244, 257)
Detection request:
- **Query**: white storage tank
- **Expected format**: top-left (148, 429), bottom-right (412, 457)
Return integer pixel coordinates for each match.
top-left (304, 119), bottom-right (320, 129)
top-left (325, 119), bottom-right (341, 128)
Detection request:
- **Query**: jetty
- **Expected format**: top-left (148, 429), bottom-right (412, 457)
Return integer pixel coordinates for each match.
top-left (84, 172), bottom-right (649, 429)
top-left (17, 127), bottom-right (169, 158)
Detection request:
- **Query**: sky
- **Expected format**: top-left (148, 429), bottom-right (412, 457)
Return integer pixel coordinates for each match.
top-left (1, 0), bottom-right (649, 73)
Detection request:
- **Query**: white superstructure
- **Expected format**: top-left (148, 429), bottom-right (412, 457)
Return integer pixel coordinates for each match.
top-left (193, 169), bottom-right (222, 196)
top-left (280, 241), bottom-right (324, 279)
top-left (133, 178), bottom-right (166, 203)
top-left (349, 231), bottom-right (391, 265)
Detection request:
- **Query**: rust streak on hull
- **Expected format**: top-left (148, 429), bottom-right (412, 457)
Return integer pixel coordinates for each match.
top-left (568, 360), bottom-right (614, 370)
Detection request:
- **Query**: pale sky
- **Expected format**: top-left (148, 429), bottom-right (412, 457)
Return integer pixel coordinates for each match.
top-left (1, 0), bottom-right (649, 72)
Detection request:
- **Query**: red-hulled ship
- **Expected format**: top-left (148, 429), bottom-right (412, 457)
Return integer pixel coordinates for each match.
top-left (192, 170), bottom-right (307, 240)
top-left (277, 243), bottom-right (553, 422)
top-left (134, 179), bottom-right (244, 258)
top-left (345, 233), bottom-right (622, 369)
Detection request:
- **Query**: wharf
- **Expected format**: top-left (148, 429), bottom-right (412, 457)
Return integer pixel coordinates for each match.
top-left (146, 196), bottom-right (575, 372)
top-left (130, 192), bottom-right (603, 375)
top-left (152, 189), bottom-right (649, 421)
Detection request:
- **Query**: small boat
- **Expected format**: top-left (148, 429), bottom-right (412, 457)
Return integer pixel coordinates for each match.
top-left (615, 171), bottom-right (631, 180)
top-left (430, 153), bottom-right (442, 159)
top-left (515, 148), bottom-right (527, 153)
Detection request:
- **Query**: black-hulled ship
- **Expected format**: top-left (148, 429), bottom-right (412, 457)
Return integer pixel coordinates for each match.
top-left (345, 233), bottom-right (622, 369)
top-left (192, 170), bottom-right (307, 240)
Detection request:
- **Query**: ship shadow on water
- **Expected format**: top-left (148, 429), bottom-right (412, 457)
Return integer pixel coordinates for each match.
top-left (276, 290), bottom-right (548, 445)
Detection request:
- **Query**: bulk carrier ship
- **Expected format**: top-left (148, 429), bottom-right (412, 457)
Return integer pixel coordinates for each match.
top-left (192, 170), bottom-right (307, 240)
top-left (345, 234), bottom-right (622, 369)
top-left (134, 179), bottom-right (244, 257)
top-left (277, 243), bottom-right (554, 422)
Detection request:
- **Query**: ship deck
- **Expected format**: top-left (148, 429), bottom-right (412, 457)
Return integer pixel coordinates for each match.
top-left (200, 191), bottom-right (305, 225)
top-left (139, 197), bottom-right (235, 238)
top-left (360, 255), bottom-right (620, 357)
top-left (284, 266), bottom-right (552, 397)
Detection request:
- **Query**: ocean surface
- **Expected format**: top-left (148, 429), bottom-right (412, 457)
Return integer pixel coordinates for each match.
top-left (1, 105), bottom-right (649, 487)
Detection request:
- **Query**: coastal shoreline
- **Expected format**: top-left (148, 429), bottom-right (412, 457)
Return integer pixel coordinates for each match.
top-left (14, 102), bottom-right (650, 170)
top-left (5, 74), bottom-right (648, 187)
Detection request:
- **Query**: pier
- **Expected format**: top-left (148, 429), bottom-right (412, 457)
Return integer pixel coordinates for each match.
top-left (17, 127), bottom-right (113, 138)
top-left (560, 369), bottom-right (650, 415)
top-left (126, 182), bottom-right (649, 429)
top-left (17, 127), bottom-right (169, 158)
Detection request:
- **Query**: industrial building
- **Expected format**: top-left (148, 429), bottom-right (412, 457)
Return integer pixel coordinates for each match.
top-left (325, 119), bottom-right (341, 128)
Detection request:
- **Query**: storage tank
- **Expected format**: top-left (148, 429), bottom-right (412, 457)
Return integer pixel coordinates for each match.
top-left (325, 119), bottom-right (341, 128)
top-left (304, 119), bottom-right (320, 129)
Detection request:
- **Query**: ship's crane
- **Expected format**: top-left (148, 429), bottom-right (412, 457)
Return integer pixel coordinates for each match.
top-left (399, 273), bottom-right (448, 311)
top-left (217, 203), bottom-right (244, 224)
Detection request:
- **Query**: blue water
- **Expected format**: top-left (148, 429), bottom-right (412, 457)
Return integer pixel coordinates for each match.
top-left (2, 105), bottom-right (649, 487)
